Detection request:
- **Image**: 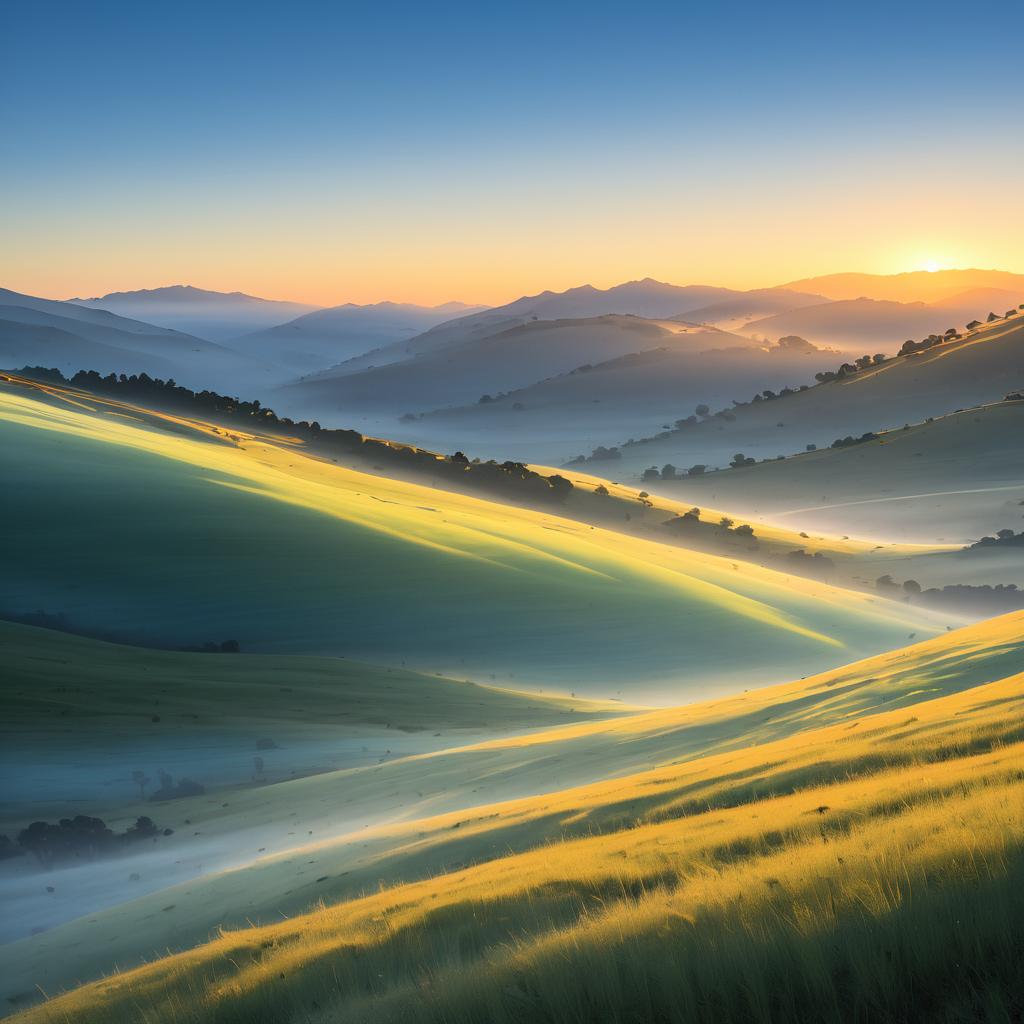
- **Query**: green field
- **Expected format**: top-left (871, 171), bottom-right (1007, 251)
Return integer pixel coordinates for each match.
top-left (0, 382), bottom-right (948, 699)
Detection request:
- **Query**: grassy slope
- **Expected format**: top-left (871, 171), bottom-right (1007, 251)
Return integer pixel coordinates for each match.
top-left (666, 400), bottom-right (1024, 544)
top-left (9, 612), bottom-right (1024, 1022)
top-left (0, 381), bottom-right (945, 698)
top-left (611, 313), bottom-right (1024, 476)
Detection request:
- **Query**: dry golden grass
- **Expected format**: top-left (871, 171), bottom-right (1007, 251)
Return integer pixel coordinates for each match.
top-left (13, 625), bottom-right (1024, 1023)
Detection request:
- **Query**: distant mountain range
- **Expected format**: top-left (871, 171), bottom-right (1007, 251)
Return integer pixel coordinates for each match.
top-left (780, 268), bottom-right (1024, 304)
top-left (68, 285), bottom-right (320, 341)
top-left (0, 287), bottom-right (272, 392)
top-left (3, 271), bottom-right (1021, 461)
top-left (739, 290), bottom-right (1024, 350)
top-left (233, 300), bottom-right (487, 372)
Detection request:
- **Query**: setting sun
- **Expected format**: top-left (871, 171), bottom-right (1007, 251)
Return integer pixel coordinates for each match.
top-left (924, 259), bottom-right (942, 273)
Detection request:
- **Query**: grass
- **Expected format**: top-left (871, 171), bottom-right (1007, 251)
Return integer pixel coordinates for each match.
top-left (0, 380), bottom-right (947, 697)
top-left (6, 614), bottom-right (1024, 1021)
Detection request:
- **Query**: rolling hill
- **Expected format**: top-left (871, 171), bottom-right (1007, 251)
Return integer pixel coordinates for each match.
top-left (666, 399), bottom-right (1024, 544)
top-left (325, 280), bottom-right (825, 378)
top-left (0, 374), bottom-right (946, 699)
top-left (606, 312), bottom-right (1024, 479)
top-left (670, 287), bottom-right (827, 330)
top-left (409, 337), bottom-right (836, 464)
top-left (232, 300), bottom-right (485, 373)
top-left (5, 612), bottom-right (1022, 1021)
top-left (277, 316), bottom-right (762, 430)
top-left (68, 285), bottom-right (320, 341)
top-left (741, 292), bottom-right (1024, 351)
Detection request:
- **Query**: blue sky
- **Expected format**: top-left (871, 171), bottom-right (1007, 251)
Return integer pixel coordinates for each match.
top-left (3, 0), bottom-right (1022, 304)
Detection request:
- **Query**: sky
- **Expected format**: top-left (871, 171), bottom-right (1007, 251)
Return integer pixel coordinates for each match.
top-left (3, 0), bottom-right (1023, 307)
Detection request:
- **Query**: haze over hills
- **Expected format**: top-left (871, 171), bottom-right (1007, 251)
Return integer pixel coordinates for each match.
top-left (232, 299), bottom-right (486, 373)
top-left (325, 280), bottom-right (827, 377)
top-left (781, 268), bottom-right (1024, 304)
top-left (741, 291), bottom-right (1024, 351)
top-left (276, 316), bottom-right (764, 432)
top-left (602, 311), bottom-right (1024, 478)
top-left (669, 398), bottom-right (1024, 545)
top-left (69, 285), bottom-right (320, 342)
top-left (409, 337), bottom-right (837, 464)
top-left (670, 287), bottom-right (828, 330)
top-left (0, 287), bottom-right (272, 392)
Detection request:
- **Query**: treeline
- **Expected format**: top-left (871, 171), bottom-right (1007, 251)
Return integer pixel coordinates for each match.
top-left (12, 815), bottom-right (171, 869)
top-left (15, 368), bottom-right (575, 507)
top-left (968, 529), bottom-right (1024, 549)
top-left (876, 575), bottom-right (1024, 614)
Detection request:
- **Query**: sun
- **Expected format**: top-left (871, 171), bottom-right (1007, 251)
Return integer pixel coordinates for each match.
top-left (923, 259), bottom-right (941, 273)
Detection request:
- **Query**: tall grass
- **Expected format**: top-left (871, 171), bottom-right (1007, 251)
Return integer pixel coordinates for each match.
top-left (15, 676), bottom-right (1024, 1024)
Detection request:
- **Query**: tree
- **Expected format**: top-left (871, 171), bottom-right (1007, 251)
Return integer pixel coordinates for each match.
top-left (132, 770), bottom-right (150, 800)
top-left (641, 467), bottom-right (660, 481)
top-left (903, 579), bottom-right (922, 595)
top-left (695, 404), bottom-right (710, 417)
top-left (661, 464), bottom-right (677, 480)
top-left (686, 464), bottom-right (706, 476)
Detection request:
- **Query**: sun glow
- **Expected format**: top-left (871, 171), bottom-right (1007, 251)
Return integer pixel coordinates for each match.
top-left (923, 259), bottom-right (941, 273)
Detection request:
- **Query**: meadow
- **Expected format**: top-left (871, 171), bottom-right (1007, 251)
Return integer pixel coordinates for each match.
top-left (8, 612), bottom-right (1023, 1023)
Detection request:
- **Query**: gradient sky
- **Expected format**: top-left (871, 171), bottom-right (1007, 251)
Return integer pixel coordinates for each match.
top-left (3, 0), bottom-right (1022, 307)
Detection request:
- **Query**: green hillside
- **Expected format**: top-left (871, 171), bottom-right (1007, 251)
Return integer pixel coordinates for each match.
top-left (0, 381), bottom-right (946, 699)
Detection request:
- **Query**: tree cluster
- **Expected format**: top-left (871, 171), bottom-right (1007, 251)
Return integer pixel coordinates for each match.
top-left (17, 815), bottom-right (168, 868)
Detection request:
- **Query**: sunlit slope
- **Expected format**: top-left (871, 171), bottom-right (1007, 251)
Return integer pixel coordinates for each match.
top-left (673, 399), bottom-right (1024, 543)
top-left (0, 386), bottom-right (943, 696)
top-left (612, 313), bottom-right (1024, 475)
top-left (12, 615), bottom-right (1024, 1023)
top-left (5, 614), bottom-right (1019, 1005)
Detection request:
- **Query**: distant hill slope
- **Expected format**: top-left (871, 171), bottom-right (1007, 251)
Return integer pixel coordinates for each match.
top-left (671, 287), bottom-right (827, 329)
top-left (670, 399), bottom-right (1024, 544)
top-left (232, 300), bottom-right (485, 373)
top-left (0, 378), bottom-right (944, 698)
top-left (741, 293), bottom-right (1024, 351)
top-left (779, 267), bottom-right (1024, 304)
top-left (410, 338), bottom-right (836, 464)
top-left (0, 287), bottom-right (272, 391)
top-left (607, 312), bottom-right (1024, 478)
top-left (278, 316), bottom-right (760, 422)
top-left (69, 285), bottom-right (319, 341)
top-left (333, 279), bottom-right (820, 376)
top-left (7, 612), bottom-right (1022, 1020)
